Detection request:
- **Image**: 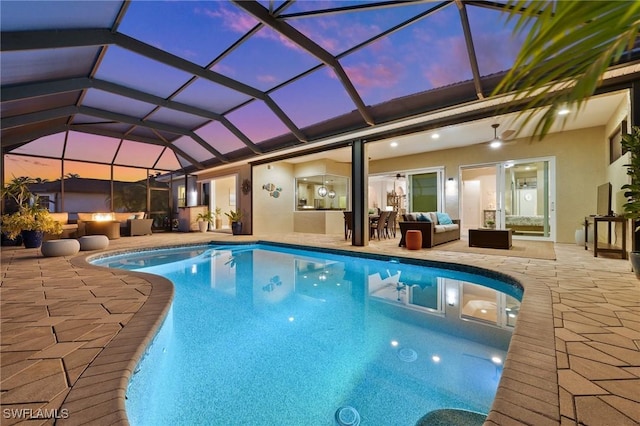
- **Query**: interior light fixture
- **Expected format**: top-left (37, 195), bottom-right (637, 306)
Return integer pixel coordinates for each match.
top-left (431, 133), bottom-right (440, 139)
top-left (317, 186), bottom-right (328, 197)
top-left (557, 107), bottom-right (571, 116)
top-left (390, 141), bottom-right (398, 147)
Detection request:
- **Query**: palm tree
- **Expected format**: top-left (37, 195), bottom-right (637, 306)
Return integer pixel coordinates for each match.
top-left (494, 1), bottom-right (640, 138)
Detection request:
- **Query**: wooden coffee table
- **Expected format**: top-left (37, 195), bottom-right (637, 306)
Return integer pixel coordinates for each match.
top-left (469, 228), bottom-right (512, 249)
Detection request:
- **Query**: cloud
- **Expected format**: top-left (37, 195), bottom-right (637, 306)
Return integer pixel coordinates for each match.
top-left (257, 74), bottom-right (278, 84)
top-left (195, 4), bottom-right (258, 34)
top-left (343, 58), bottom-right (404, 92)
top-left (211, 63), bottom-right (236, 77)
top-left (294, 17), bottom-right (382, 54)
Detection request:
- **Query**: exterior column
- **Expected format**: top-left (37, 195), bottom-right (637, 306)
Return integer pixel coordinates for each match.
top-left (351, 139), bottom-right (369, 246)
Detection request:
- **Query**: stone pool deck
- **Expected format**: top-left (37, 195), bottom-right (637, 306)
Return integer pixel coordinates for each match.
top-left (1, 232), bottom-right (638, 425)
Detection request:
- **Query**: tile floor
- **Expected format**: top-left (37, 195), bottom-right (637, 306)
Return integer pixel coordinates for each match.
top-left (1, 232), bottom-right (638, 425)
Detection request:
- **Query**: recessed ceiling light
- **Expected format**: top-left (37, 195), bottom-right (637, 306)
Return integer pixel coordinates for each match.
top-left (558, 108), bottom-right (570, 116)
top-left (431, 133), bottom-right (440, 139)
top-left (390, 141), bottom-right (398, 147)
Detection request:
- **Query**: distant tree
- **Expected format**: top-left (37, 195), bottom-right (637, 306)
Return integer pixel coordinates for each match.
top-left (494, 1), bottom-right (640, 138)
top-left (64, 173), bottom-right (80, 179)
top-left (107, 183), bottom-right (147, 212)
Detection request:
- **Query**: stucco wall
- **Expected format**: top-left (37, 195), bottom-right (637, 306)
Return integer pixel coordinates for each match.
top-left (253, 163), bottom-right (295, 235)
top-left (370, 126), bottom-right (612, 244)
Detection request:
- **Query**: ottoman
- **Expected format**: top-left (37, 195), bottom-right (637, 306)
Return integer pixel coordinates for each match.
top-left (79, 235), bottom-right (110, 251)
top-left (405, 230), bottom-right (422, 250)
top-left (41, 239), bottom-right (80, 257)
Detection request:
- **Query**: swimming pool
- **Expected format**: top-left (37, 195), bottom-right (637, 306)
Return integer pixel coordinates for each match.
top-left (93, 243), bottom-right (522, 426)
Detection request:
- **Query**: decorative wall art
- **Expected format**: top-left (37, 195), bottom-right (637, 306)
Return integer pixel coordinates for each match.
top-left (241, 178), bottom-right (252, 195)
top-left (263, 183), bottom-right (282, 198)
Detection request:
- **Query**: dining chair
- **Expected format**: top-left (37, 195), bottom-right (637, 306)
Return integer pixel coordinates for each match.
top-left (371, 211), bottom-right (389, 240)
top-left (385, 210), bottom-right (397, 238)
top-left (343, 211), bottom-right (353, 240)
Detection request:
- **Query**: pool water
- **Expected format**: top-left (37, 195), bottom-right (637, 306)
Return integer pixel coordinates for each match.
top-left (93, 243), bottom-right (522, 426)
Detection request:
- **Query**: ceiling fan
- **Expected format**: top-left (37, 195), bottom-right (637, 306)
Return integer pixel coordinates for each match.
top-left (486, 123), bottom-right (516, 149)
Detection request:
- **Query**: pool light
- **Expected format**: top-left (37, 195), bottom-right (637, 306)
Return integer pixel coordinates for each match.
top-left (391, 340), bottom-right (399, 347)
top-left (432, 355), bottom-right (441, 363)
top-left (491, 356), bottom-right (502, 365)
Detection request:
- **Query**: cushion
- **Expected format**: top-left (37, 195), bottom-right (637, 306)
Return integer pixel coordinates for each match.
top-left (48, 212), bottom-right (69, 224)
top-left (428, 212), bottom-right (438, 223)
top-left (135, 212), bottom-right (146, 219)
top-left (77, 213), bottom-right (94, 221)
top-left (405, 213), bottom-right (416, 221)
top-left (417, 213), bottom-right (432, 222)
top-left (436, 212), bottom-right (453, 225)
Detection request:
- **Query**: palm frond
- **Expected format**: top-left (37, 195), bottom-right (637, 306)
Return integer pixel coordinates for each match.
top-left (494, 1), bottom-right (640, 139)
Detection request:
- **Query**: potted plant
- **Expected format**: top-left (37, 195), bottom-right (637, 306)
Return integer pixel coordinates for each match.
top-left (1, 177), bottom-right (62, 248)
top-left (214, 207), bottom-right (222, 230)
top-left (225, 210), bottom-right (243, 235)
top-left (196, 210), bottom-right (213, 232)
top-left (621, 126), bottom-right (640, 276)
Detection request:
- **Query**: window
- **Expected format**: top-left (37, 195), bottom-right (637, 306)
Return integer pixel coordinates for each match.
top-left (177, 185), bottom-right (186, 207)
top-left (610, 120), bottom-right (627, 164)
top-left (295, 175), bottom-right (348, 211)
top-left (409, 170), bottom-right (444, 212)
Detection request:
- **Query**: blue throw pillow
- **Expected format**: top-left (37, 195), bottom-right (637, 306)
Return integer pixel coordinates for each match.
top-left (417, 213), bottom-right (431, 222)
top-left (436, 212), bottom-right (453, 225)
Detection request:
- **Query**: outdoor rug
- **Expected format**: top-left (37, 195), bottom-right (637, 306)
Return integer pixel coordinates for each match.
top-left (432, 238), bottom-right (556, 260)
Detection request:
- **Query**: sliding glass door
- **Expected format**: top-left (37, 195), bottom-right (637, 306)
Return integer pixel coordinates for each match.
top-left (501, 158), bottom-right (554, 240)
top-left (461, 157), bottom-right (555, 241)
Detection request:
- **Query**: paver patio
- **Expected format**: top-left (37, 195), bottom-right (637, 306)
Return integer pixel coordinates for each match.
top-left (1, 232), bottom-right (638, 425)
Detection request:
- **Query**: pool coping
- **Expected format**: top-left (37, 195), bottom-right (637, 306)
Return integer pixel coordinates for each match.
top-left (58, 239), bottom-right (559, 425)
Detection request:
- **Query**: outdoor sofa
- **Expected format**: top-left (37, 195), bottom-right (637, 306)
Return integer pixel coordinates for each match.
top-left (398, 212), bottom-right (460, 248)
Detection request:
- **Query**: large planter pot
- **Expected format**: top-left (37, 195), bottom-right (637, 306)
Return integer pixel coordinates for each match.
top-left (197, 221), bottom-right (209, 232)
top-left (231, 221), bottom-right (242, 235)
top-left (215, 218), bottom-right (222, 230)
top-left (1, 232), bottom-right (23, 246)
top-left (575, 228), bottom-right (585, 246)
top-left (629, 251), bottom-right (640, 279)
top-left (21, 230), bottom-right (44, 249)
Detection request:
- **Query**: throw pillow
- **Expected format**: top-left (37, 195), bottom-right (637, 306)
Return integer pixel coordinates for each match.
top-left (417, 213), bottom-right (431, 222)
top-left (436, 212), bottom-right (453, 225)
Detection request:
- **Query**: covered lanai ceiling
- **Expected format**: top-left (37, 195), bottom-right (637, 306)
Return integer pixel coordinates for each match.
top-left (2, 1), bottom-right (639, 175)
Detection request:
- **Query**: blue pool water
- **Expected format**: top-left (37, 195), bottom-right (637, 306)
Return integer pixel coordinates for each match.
top-left (93, 243), bottom-right (522, 426)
